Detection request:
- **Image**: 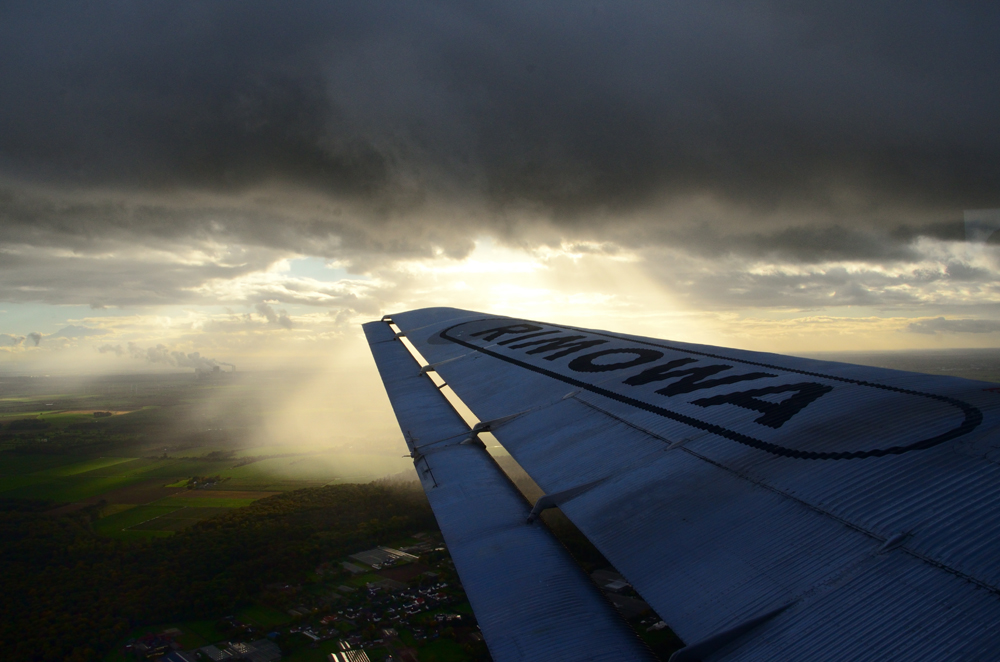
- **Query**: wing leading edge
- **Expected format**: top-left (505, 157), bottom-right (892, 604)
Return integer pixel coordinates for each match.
top-left (369, 308), bottom-right (1000, 661)
top-left (363, 320), bottom-right (656, 662)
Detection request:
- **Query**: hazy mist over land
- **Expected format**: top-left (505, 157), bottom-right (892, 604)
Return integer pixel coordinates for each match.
top-left (0, 367), bottom-right (412, 485)
top-left (2, 1), bottom-right (1000, 466)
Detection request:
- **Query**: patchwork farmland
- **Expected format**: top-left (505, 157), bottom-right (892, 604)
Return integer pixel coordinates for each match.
top-left (0, 371), bottom-right (412, 539)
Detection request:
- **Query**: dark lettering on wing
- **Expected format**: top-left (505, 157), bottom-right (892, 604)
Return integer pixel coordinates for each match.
top-left (624, 358), bottom-right (697, 385)
top-left (568, 348), bottom-right (664, 373)
top-left (625, 359), bottom-right (775, 396)
top-left (470, 323), bottom-right (542, 342)
top-left (692, 382), bottom-right (833, 429)
top-left (508, 334), bottom-right (608, 360)
top-left (497, 330), bottom-right (559, 345)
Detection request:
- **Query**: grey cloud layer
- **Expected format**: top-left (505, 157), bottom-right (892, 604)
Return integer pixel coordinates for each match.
top-left (51, 325), bottom-right (109, 338)
top-left (645, 241), bottom-right (1000, 311)
top-left (1, 1), bottom-right (997, 222)
top-left (1, 1), bottom-right (999, 317)
top-left (255, 303), bottom-right (294, 329)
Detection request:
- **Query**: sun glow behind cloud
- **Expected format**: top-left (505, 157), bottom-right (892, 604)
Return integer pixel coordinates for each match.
top-left (5, 232), bottom-right (1000, 373)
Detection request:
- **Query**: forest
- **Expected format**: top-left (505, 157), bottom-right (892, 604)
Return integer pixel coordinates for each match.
top-left (0, 483), bottom-right (436, 662)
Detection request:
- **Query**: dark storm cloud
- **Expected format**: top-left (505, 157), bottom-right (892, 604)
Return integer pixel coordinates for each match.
top-left (633, 224), bottom-right (928, 263)
top-left (0, 238), bottom-right (280, 306)
top-left (671, 265), bottom-right (923, 309)
top-left (0, 184), bottom-right (474, 264)
top-left (0, 237), bottom-right (383, 310)
top-left (1, 0), bottom-right (999, 317)
top-left (647, 250), bottom-right (1000, 310)
top-left (1, 1), bottom-right (998, 224)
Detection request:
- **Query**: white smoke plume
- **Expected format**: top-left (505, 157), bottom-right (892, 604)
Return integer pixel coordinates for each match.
top-left (0, 334), bottom-right (26, 347)
top-left (96, 341), bottom-right (237, 372)
top-left (97, 344), bottom-right (125, 356)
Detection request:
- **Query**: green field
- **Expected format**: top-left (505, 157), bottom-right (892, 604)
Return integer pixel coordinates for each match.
top-left (37, 411), bottom-right (106, 426)
top-left (131, 507), bottom-right (231, 531)
top-left (113, 529), bottom-right (176, 541)
top-left (156, 496), bottom-right (259, 508)
top-left (209, 478), bottom-right (328, 491)
top-left (0, 454), bottom-right (80, 474)
top-left (129, 458), bottom-right (244, 478)
top-left (0, 446), bottom-right (412, 542)
top-left (1, 373), bottom-right (416, 546)
top-left (0, 451), bottom-right (297, 538)
top-left (94, 504), bottom-right (242, 538)
top-left (32, 456), bottom-right (136, 476)
top-left (0, 455), bottom-right (251, 502)
top-left (101, 503), bottom-right (137, 517)
top-left (222, 453), bottom-right (411, 483)
top-left (0, 474), bottom-right (56, 493)
top-left (2, 473), bottom-right (152, 502)
top-left (0, 450), bottom-right (410, 501)
top-left (0, 410), bottom-right (109, 430)
top-left (0, 411), bottom-right (50, 420)
top-left (93, 505), bottom-right (182, 535)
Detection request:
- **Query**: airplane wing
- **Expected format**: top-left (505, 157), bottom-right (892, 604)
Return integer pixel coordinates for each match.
top-left (364, 307), bottom-right (1000, 662)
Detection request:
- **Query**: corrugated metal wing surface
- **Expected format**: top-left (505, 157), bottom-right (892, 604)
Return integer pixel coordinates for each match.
top-left (383, 307), bottom-right (1000, 661)
top-left (363, 320), bottom-right (656, 662)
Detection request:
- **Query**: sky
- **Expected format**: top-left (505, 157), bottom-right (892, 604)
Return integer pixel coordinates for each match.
top-left (2, 1), bottom-right (1000, 379)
